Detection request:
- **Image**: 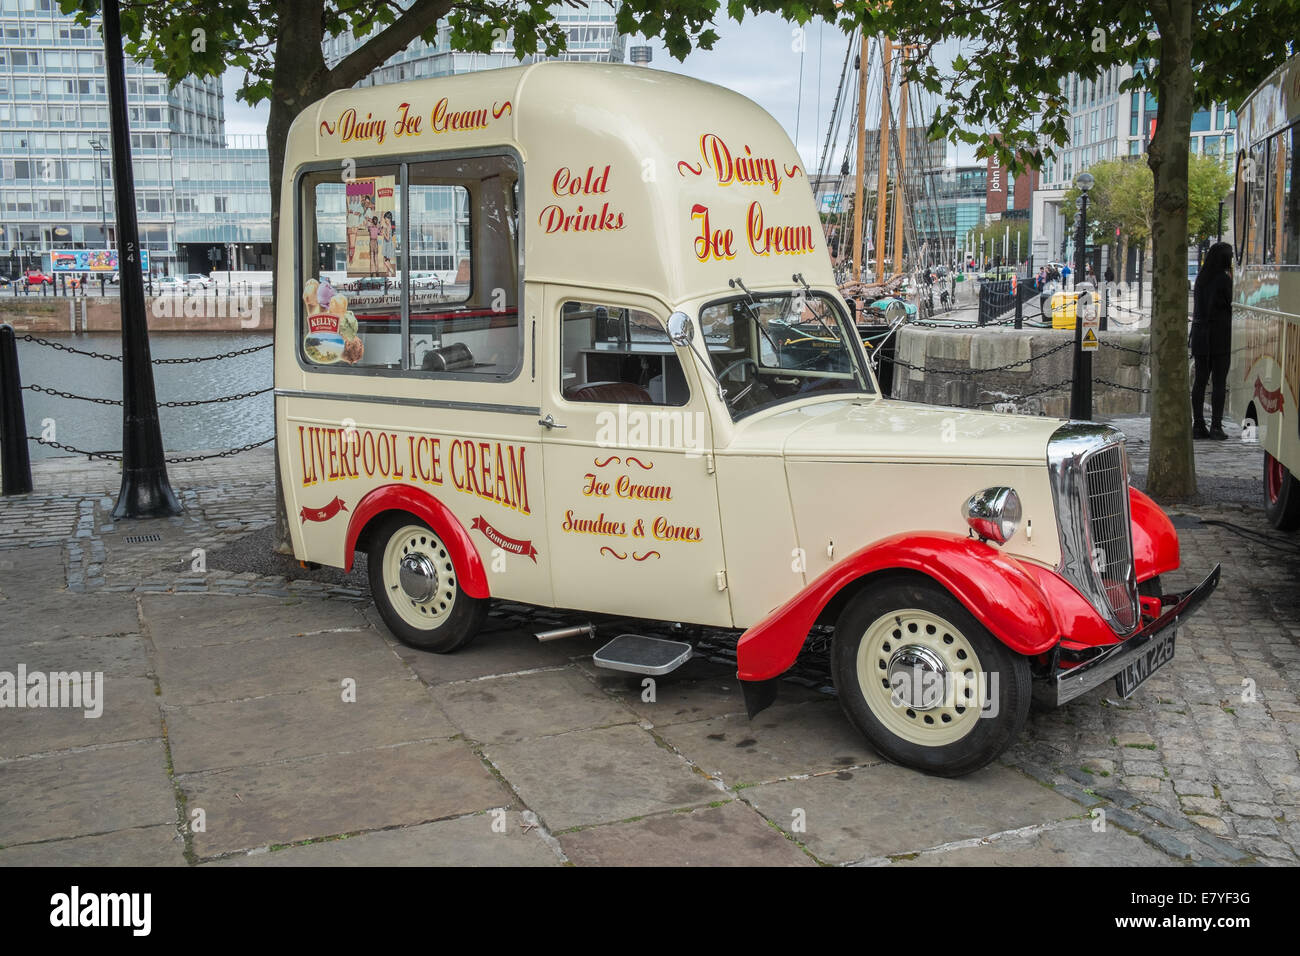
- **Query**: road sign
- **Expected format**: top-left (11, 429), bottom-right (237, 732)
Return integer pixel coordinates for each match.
top-left (1079, 287), bottom-right (1099, 350)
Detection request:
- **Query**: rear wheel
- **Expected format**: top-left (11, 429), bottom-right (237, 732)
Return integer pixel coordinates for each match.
top-left (367, 515), bottom-right (487, 652)
top-left (1264, 451), bottom-right (1300, 531)
top-left (831, 577), bottom-right (1031, 777)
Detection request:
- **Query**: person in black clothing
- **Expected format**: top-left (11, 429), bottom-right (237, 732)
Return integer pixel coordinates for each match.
top-left (1190, 241), bottom-right (1234, 440)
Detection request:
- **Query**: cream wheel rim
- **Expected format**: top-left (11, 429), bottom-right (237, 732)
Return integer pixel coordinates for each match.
top-left (383, 524), bottom-right (457, 630)
top-left (855, 607), bottom-right (988, 747)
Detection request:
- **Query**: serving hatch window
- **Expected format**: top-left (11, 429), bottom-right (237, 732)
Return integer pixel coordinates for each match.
top-left (300, 162), bottom-right (400, 368)
top-left (297, 152), bottom-right (521, 377)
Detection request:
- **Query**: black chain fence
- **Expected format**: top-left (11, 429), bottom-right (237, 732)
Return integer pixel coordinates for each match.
top-left (28, 436), bottom-right (274, 464)
top-left (22, 383), bottom-right (274, 408)
top-left (19, 334), bottom-right (272, 364)
top-left (13, 332), bottom-right (273, 468)
top-left (890, 339), bottom-right (1074, 378)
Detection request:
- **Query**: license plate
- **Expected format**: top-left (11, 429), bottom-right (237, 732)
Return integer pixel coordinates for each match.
top-left (1114, 631), bottom-right (1176, 698)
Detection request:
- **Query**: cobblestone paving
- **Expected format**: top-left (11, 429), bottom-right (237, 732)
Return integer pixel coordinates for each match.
top-left (1, 423), bottom-right (1296, 865)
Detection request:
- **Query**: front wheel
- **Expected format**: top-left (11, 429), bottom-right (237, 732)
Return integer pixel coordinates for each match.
top-left (367, 515), bottom-right (487, 652)
top-left (1264, 451), bottom-right (1300, 531)
top-left (831, 577), bottom-right (1031, 777)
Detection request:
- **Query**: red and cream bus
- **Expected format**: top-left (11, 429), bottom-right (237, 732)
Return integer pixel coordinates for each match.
top-left (1232, 53), bottom-right (1300, 529)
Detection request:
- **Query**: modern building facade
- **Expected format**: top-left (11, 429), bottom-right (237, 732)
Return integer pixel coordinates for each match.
top-left (322, 2), bottom-right (624, 83)
top-left (1031, 63), bottom-right (1237, 268)
top-left (0, 0), bottom-right (228, 275)
top-left (2, 1), bottom-right (625, 277)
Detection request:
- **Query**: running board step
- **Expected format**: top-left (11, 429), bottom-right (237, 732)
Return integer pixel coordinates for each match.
top-left (593, 634), bottom-right (692, 676)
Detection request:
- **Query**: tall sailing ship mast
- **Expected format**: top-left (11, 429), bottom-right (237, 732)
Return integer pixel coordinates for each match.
top-left (815, 31), bottom-right (947, 313)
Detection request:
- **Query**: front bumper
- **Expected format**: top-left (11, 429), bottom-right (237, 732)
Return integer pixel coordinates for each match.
top-left (1033, 563), bottom-right (1221, 708)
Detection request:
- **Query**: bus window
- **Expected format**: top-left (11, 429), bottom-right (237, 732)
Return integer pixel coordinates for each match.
top-left (408, 154), bottom-right (520, 377)
top-left (1274, 126), bottom-right (1299, 265)
top-left (1245, 141), bottom-right (1268, 264)
top-left (299, 163), bottom-right (401, 369)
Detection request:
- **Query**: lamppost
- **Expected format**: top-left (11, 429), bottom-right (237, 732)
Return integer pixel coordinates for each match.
top-left (88, 137), bottom-right (109, 249)
top-left (1071, 171), bottom-right (1095, 420)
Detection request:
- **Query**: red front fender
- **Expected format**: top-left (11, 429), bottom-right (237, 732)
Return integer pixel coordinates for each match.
top-left (736, 532), bottom-right (1060, 682)
top-left (342, 484), bottom-right (490, 599)
top-left (1129, 487), bottom-right (1180, 581)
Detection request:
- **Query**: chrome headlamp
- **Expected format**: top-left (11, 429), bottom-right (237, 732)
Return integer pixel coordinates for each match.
top-left (963, 486), bottom-right (1022, 545)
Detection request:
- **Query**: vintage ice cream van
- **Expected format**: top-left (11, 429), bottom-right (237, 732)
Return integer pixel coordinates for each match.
top-left (275, 62), bottom-right (1218, 776)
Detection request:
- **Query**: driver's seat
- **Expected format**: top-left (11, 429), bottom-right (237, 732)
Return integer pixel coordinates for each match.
top-left (563, 381), bottom-right (654, 404)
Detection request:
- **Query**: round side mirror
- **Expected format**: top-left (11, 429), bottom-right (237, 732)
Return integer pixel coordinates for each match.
top-left (668, 310), bottom-right (694, 347)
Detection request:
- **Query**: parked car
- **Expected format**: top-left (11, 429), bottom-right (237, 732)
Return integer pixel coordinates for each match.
top-left (24, 268), bottom-right (53, 285)
top-left (152, 275), bottom-right (188, 293)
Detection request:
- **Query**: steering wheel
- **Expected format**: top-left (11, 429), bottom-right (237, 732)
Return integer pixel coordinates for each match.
top-left (716, 358), bottom-right (760, 407)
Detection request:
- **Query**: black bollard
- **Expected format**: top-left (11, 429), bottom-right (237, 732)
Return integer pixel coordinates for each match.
top-left (0, 324), bottom-right (33, 495)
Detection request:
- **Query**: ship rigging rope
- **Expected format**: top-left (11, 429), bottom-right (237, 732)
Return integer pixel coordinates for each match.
top-left (815, 27), bottom-right (858, 184)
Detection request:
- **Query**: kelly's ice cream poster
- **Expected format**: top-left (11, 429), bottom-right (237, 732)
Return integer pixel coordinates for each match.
top-left (346, 176), bottom-right (397, 277)
top-left (302, 278), bottom-right (362, 365)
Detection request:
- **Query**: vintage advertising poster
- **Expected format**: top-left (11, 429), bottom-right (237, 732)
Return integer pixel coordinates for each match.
top-left (302, 278), bottom-right (361, 365)
top-left (346, 176), bottom-right (397, 277)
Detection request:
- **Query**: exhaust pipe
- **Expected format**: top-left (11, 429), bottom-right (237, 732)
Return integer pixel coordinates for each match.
top-left (535, 623), bottom-right (596, 643)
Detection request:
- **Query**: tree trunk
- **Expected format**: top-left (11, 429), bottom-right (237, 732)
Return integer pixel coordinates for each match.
top-left (269, 0), bottom-right (330, 553)
top-left (1145, 0), bottom-right (1197, 500)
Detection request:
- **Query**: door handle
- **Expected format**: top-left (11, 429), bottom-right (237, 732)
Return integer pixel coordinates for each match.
top-left (538, 414), bottom-right (566, 429)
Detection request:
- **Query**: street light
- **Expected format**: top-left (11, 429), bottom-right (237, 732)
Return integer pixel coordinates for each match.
top-left (1071, 171), bottom-right (1095, 420)
top-left (89, 138), bottom-right (109, 250)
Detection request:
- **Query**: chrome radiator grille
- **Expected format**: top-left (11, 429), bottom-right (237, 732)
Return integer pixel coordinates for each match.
top-left (1047, 423), bottom-right (1140, 636)
top-left (1083, 444), bottom-right (1138, 631)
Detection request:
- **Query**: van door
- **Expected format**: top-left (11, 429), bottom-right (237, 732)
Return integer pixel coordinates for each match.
top-left (538, 288), bottom-right (732, 627)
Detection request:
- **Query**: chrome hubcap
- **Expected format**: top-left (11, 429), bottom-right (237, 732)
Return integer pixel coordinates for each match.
top-left (887, 644), bottom-right (947, 710)
top-left (398, 552), bottom-right (438, 603)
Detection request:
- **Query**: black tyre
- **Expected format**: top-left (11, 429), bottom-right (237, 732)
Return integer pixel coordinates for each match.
top-left (832, 576), bottom-right (1032, 777)
top-left (1264, 451), bottom-right (1300, 531)
top-left (1138, 576), bottom-right (1162, 599)
top-left (367, 514), bottom-right (487, 652)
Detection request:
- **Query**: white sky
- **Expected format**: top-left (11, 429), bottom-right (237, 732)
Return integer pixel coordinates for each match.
top-left (221, 14), bottom-right (980, 168)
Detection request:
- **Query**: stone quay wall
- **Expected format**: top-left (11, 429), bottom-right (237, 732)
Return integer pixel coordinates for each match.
top-left (889, 326), bottom-right (1150, 417)
top-left (0, 295), bottom-right (273, 333)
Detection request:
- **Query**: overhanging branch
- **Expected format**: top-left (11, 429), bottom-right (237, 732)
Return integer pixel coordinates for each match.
top-left (328, 0), bottom-right (456, 88)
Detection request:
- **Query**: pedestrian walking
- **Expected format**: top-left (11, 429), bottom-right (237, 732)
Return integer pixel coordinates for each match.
top-left (1190, 241), bottom-right (1234, 440)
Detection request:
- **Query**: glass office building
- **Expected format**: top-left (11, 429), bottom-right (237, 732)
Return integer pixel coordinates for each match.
top-left (1031, 63), bottom-right (1237, 268)
top-left (2, 0), bottom-right (624, 277)
top-left (323, 2), bottom-right (623, 83)
top-left (0, 0), bottom-right (228, 275)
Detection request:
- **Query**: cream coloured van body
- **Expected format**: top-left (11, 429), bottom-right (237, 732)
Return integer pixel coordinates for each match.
top-left (275, 62), bottom-right (1217, 776)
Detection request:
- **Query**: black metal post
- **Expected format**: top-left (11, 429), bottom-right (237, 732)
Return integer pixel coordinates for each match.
top-left (102, 0), bottom-right (181, 518)
top-left (0, 324), bottom-right (33, 495)
top-left (1014, 268), bottom-right (1024, 330)
top-left (1070, 192), bottom-right (1092, 420)
top-left (1217, 200), bottom-right (1224, 242)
